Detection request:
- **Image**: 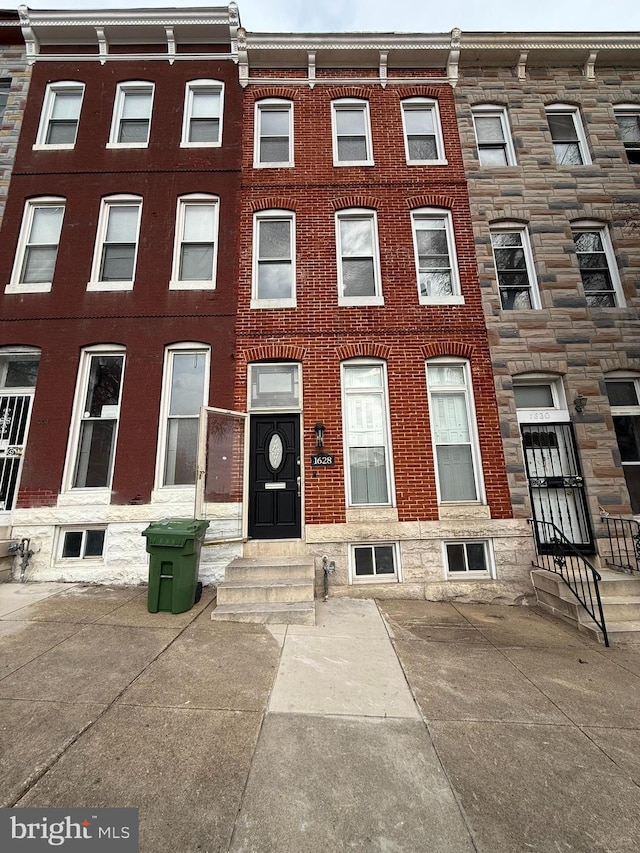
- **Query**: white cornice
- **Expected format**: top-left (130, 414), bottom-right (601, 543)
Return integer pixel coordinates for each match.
top-left (18, 6), bottom-right (236, 28)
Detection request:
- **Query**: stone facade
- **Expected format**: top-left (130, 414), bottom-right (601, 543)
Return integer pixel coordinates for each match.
top-left (0, 17), bottom-right (29, 232)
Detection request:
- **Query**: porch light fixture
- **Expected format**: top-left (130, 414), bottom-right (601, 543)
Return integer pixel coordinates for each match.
top-left (573, 395), bottom-right (587, 414)
top-left (314, 422), bottom-right (325, 448)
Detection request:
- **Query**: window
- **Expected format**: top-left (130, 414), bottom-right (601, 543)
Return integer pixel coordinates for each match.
top-left (59, 528), bottom-right (106, 560)
top-left (411, 209), bottom-right (462, 305)
top-left (7, 197), bottom-right (65, 293)
top-left (255, 99), bottom-right (293, 167)
top-left (88, 195), bottom-right (142, 291)
top-left (249, 363), bottom-right (301, 411)
top-left (342, 361), bottom-right (393, 506)
top-left (331, 99), bottom-right (373, 165)
top-left (158, 346), bottom-right (209, 487)
top-left (614, 105), bottom-right (640, 165)
top-left (0, 78), bottom-right (9, 122)
top-left (336, 209), bottom-right (382, 305)
top-left (351, 543), bottom-right (400, 583)
top-left (401, 98), bottom-right (446, 164)
top-left (546, 105), bottom-right (590, 165)
top-left (181, 79), bottom-right (223, 147)
top-left (35, 82), bottom-right (84, 148)
top-left (108, 82), bottom-right (153, 147)
top-left (490, 225), bottom-right (539, 310)
top-left (445, 541), bottom-right (493, 578)
top-left (170, 194), bottom-right (219, 290)
top-left (571, 224), bottom-right (624, 308)
top-left (426, 360), bottom-right (483, 503)
top-left (252, 210), bottom-right (295, 307)
top-left (0, 348), bottom-right (40, 512)
top-left (471, 105), bottom-right (516, 167)
top-left (605, 377), bottom-right (640, 513)
top-left (68, 349), bottom-right (125, 490)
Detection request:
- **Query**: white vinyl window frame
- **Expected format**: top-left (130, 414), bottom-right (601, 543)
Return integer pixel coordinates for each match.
top-left (247, 362), bottom-right (302, 412)
top-left (490, 222), bottom-right (541, 310)
top-left (605, 372), bottom-right (640, 514)
top-left (545, 104), bottom-right (591, 166)
top-left (613, 103), bottom-right (640, 165)
top-left (0, 78), bottom-right (9, 123)
top-left (513, 375), bottom-right (569, 425)
top-left (87, 194), bottom-right (142, 292)
top-left (571, 221), bottom-right (625, 308)
top-left (63, 345), bottom-right (126, 493)
top-left (411, 208), bottom-right (462, 305)
top-left (251, 209), bottom-right (296, 309)
top-left (471, 104), bottom-right (516, 167)
top-left (254, 98), bottom-right (294, 168)
top-left (400, 97), bottom-right (447, 165)
top-left (170, 194), bottom-right (219, 291)
top-left (181, 79), bottom-right (224, 148)
top-left (155, 343), bottom-right (210, 490)
top-left (331, 98), bottom-right (374, 166)
top-left (443, 539), bottom-right (495, 579)
top-left (34, 81), bottom-right (84, 150)
top-left (56, 526), bottom-right (107, 563)
top-left (336, 208), bottom-right (383, 306)
top-left (341, 359), bottom-right (395, 508)
top-left (426, 358), bottom-right (485, 505)
top-left (107, 81), bottom-right (154, 148)
top-left (349, 542), bottom-right (402, 584)
top-left (7, 196), bottom-right (65, 294)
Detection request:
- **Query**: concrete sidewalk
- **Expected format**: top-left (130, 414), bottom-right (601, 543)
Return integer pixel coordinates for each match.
top-left (0, 583), bottom-right (639, 852)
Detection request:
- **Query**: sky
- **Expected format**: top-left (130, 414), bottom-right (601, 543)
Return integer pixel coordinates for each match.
top-left (12, 1), bottom-right (640, 33)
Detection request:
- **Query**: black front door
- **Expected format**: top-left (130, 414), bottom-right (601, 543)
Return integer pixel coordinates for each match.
top-left (249, 414), bottom-right (301, 539)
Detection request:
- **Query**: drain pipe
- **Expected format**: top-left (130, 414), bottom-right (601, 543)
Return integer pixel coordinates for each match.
top-left (8, 538), bottom-right (34, 583)
top-left (322, 555), bottom-right (335, 601)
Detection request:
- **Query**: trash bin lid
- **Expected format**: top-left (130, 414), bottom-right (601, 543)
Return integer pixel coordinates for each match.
top-left (142, 518), bottom-right (210, 547)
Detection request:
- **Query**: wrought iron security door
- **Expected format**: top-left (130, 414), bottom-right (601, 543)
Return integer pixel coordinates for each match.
top-left (521, 422), bottom-right (594, 553)
top-left (0, 393), bottom-right (33, 511)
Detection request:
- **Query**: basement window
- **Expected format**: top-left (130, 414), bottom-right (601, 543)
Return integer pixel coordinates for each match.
top-left (444, 540), bottom-right (494, 579)
top-left (59, 528), bottom-right (106, 560)
top-left (350, 543), bottom-right (400, 583)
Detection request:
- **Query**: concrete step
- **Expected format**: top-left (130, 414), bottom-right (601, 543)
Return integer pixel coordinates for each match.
top-left (211, 601), bottom-right (315, 626)
top-left (225, 557), bottom-right (315, 583)
top-left (579, 619), bottom-right (640, 645)
top-left (600, 596), bottom-right (640, 621)
top-left (243, 540), bottom-right (309, 558)
top-left (217, 579), bottom-right (314, 605)
top-left (0, 565), bottom-right (12, 584)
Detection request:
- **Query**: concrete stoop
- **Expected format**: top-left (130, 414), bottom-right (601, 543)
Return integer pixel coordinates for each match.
top-left (532, 568), bottom-right (640, 644)
top-left (0, 526), bottom-right (17, 583)
top-left (212, 557), bottom-right (316, 625)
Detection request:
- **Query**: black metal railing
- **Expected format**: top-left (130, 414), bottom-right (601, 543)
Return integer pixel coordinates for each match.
top-left (530, 518), bottom-right (608, 647)
top-left (602, 515), bottom-right (640, 574)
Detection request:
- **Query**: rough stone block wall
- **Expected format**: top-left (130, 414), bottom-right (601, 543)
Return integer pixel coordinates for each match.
top-left (0, 43), bottom-right (29, 231)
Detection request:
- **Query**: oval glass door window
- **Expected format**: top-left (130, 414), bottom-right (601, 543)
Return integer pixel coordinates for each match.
top-left (268, 432), bottom-right (284, 471)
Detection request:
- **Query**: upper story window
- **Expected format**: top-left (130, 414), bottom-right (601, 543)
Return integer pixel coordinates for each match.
top-left (571, 223), bottom-right (624, 308)
top-left (546, 104), bottom-right (591, 166)
top-left (613, 104), bottom-right (640, 165)
top-left (0, 78), bottom-right (9, 123)
top-left (331, 99), bottom-right (373, 166)
top-left (181, 79), bottom-right (223, 147)
top-left (170, 194), bottom-right (219, 291)
top-left (255, 99), bottom-right (293, 167)
top-left (400, 98), bottom-right (446, 164)
top-left (471, 105), bottom-right (516, 167)
top-left (108, 82), bottom-right (154, 148)
top-left (336, 209), bottom-right (382, 306)
top-left (88, 195), bottom-right (142, 291)
top-left (490, 224), bottom-right (540, 310)
top-left (34, 82), bottom-right (84, 149)
top-left (411, 209), bottom-right (462, 305)
top-left (7, 197), bottom-right (65, 294)
top-left (252, 209), bottom-right (296, 308)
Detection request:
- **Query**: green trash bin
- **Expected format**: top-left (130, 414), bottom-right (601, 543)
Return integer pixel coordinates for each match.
top-left (142, 518), bottom-right (209, 614)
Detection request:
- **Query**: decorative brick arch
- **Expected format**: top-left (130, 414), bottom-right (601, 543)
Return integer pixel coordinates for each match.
top-left (337, 344), bottom-right (391, 362)
top-left (331, 196), bottom-right (380, 211)
top-left (242, 345), bottom-right (306, 364)
top-left (250, 198), bottom-right (297, 212)
top-left (407, 194), bottom-right (457, 211)
top-left (396, 86), bottom-right (443, 100)
top-left (252, 88), bottom-right (298, 101)
top-left (422, 342), bottom-right (476, 360)
top-left (327, 86), bottom-right (369, 101)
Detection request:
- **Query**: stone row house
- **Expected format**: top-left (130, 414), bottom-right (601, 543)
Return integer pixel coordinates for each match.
top-left (0, 7), bottom-right (638, 608)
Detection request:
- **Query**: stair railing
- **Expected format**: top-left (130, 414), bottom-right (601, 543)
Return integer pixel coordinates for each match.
top-left (529, 518), bottom-right (608, 647)
top-left (601, 515), bottom-right (640, 574)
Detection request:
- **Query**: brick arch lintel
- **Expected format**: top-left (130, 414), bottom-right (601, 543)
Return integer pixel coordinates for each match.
top-left (331, 196), bottom-right (380, 211)
top-left (250, 198), bottom-right (297, 213)
top-left (337, 344), bottom-right (391, 362)
top-left (326, 86), bottom-right (370, 101)
top-left (396, 86), bottom-right (445, 100)
top-left (252, 87), bottom-right (299, 101)
top-left (241, 345), bottom-right (307, 364)
top-left (421, 342), bottom-right (476, 360)
top-left (407, 194), bottom-right (457, 210)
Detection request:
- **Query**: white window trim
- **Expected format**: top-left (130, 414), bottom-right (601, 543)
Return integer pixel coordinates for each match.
top-left (341, 358), bottom-right (396, 508)
top-left (254, 98), bottom-right (294, 168)
top-left (7, 196), bottom-right (65, 294)
top-left (443, 539), bottom-right (495, 580)
top-left (490, 222), bottom-right (541, 310)
top-left (169, 193), bottom-right (219, 291)
top-left (87, 194), bottom-right (142, 292)
top-left (513, 375), bottom-right (569, 424)
top-left (331, 98), bottom-right (374, 167)
top-left (107, 81), bottom-right (154, 149)
top-left (571, 221), bottom-right (625, 309)
top-left (33, 81), bottom-right (84, 150)
top-left (401, 97), bottom-right (447, 166)
top-left (155, 343), bottom-right (210, 491)
top-left (247, 363), bottom-right (302, 412)
top-left (180, 79), bottom-right (224, 148)
top-left (471, 104), bottom-right (517, 167)
top-left (251, 209), bottom-right (296, 309)
top-left (411, 208), bottom-right (463, 306)
top-left (426, 358), bottom-right (486, 505)
top-left (613, 103), bottom-right (640, 164)
top-left (336, 208), bottom-right (383, 306)
top-left (545, 103), bottom-right (591, 166)
top-left (62, 345), bottom-right (126, 494)
top-left (55, 526), bottom-right (107, 565)
top-left (349, 542), bottom-right (402, 584)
